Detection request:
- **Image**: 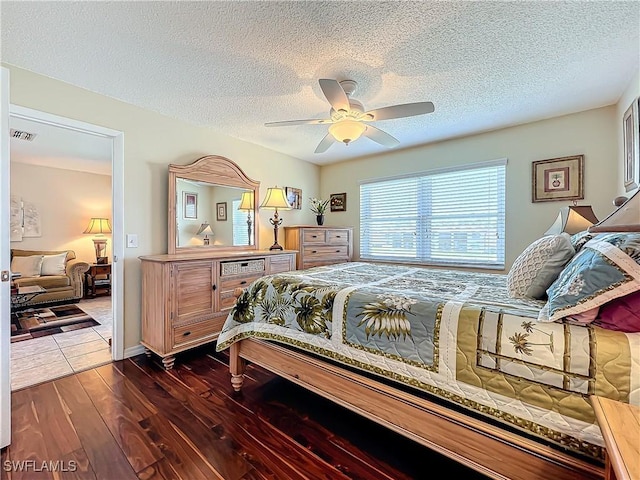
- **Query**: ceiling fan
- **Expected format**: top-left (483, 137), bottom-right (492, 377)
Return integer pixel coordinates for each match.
top-left (264, 78), bottom-right (435, 154)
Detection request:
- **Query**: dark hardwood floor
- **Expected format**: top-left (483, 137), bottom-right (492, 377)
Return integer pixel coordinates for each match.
top-left (1, 345), bottom-right (489, 479)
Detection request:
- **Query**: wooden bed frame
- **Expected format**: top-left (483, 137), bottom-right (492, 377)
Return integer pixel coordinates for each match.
top-left (228, 338), bottom-right (604, 480)
top-left (225, 191), bottom-right (640, 479)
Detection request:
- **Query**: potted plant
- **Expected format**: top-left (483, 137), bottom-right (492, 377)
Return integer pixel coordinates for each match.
top-left (309, 198), bottom-right (329, 225)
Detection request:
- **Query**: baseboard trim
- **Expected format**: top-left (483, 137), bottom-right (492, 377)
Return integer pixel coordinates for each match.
top-left (124, 344), bottom-right (146, 358)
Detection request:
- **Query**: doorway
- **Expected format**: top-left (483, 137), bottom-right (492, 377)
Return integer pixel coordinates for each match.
top-left (8, 105), bottom-right (124, 390)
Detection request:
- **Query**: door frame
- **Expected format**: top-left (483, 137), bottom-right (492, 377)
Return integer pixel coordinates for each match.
top-left (1, 67), bottom-right (10, 449)
top-left (9, 105), bottom-right (125, 361)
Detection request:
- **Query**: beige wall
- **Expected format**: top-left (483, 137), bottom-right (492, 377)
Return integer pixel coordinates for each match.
top-left (320, 106), bottom-right (619, 271)
top-left (10, 162), bottom-right (111, 263)
top-left (5, 64), bottom-right (321, 352)
top-left (5, 62), bottom-right (633, 352)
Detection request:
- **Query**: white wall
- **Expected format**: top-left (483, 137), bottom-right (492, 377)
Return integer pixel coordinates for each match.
top-left (5, 64), bottom-right (321, 351)
top-left (320, 106), bottom-right (619, 271)
top-left (10, 162), bottom-right (111, 263)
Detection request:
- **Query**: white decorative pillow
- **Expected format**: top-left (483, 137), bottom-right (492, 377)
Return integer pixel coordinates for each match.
top-left (41, 252), bottom-right (67, 276)
top-left (10, 255), bottom-right (44, 278)
top-left (507, 233), bottom-right (575, 299)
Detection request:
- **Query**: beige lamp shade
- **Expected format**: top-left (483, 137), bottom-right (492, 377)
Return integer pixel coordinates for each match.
top-left (83, 217), bottom-right (112, 264)
top-left (259, 187), bottom-right (292, 210)
top-left (196, 222), bottom-right (214, 245)
top-left (196, 223), bottom-right (214, 236)
top-left (589, 190), bottom-right (640, 233)
top-left (83, 218), bottom-right (112, 235)
top-left (238, 191), bottom-right (254, 211)
top-left (260, 187), bottom-right (291, 251)
top-left (544, 206), bottom-right (599, 235)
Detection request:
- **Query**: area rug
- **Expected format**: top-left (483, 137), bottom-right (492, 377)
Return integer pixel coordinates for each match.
top-left (10, 304), bottom-right (100, 343)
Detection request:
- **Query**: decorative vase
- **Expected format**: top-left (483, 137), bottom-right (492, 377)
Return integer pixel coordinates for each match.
top-left (316, 214), bottom-right (325, 226)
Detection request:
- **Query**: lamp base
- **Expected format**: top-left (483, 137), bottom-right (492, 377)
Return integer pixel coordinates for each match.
top-left (96, 256), bottom-right (109, 265)
top-left (269, 243), bottom-right (283, 251)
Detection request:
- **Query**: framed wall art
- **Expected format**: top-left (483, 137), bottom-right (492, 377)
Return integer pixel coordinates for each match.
top-left (623, 98), bottom-right (639, 192)
top-left (183, 192), bottom-right (198, 219)
top-left (330, 192), bottom-right (347, 212)
top-left (532, 155), bottom-right (584, 203)
top-left (216, 202), bottom-right (227, 221)
top-left (285, 187), bottom-right (302, 209)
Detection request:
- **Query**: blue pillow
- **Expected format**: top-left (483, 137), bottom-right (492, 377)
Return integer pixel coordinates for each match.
top-left (538, 233), bottom-right (640, 323)
top-left (569, 230), bottom-right (595, 253)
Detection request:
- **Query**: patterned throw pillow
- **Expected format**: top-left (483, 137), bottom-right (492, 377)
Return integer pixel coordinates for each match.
top-left (538, 233), bottom-right (640, 323)
top-left (570, 230), bottom-right (596, 253)
top-left (507, 233), bottom-right (575, 299)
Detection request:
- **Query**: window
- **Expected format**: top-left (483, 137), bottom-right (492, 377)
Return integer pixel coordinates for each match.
top-left (232, 199), bottom-right (250, 246)
top-left (360, 160), bottom-right (506, 268)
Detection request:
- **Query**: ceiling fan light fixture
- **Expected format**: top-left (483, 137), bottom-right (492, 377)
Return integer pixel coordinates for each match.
top-left (329, 119), bottom-right (366, 145)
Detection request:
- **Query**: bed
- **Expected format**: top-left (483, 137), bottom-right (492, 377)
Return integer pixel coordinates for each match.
top-left (216, 231), bottom-right (640, 480)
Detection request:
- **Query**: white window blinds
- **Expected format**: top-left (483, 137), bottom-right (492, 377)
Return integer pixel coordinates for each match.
top-left (360, 160), bottom-right (506, 268)
top-left (232, 199), bottom-right (250, 246)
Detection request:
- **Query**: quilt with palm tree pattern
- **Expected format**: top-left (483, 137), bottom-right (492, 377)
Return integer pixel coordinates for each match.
top-left (217, 262), bottom-right (638, 462)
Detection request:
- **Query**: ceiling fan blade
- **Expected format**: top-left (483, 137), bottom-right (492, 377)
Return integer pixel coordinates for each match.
top-left (319, 79), bottom-right (350, 113)
top-left (265, 118), bottom-right (332, 127)
top-left (364, 102), bottom-right (435, 121)
top-left (314, 133), bottom-right (336, 153)
top-left (363, 125), bottom-right (400, 148)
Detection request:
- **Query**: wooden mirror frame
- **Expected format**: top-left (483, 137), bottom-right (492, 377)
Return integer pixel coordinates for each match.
top-left (168, 155), bottom-right (259, 254)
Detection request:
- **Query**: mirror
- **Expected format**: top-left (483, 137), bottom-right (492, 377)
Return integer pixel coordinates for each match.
top-left (168, 155), bottom-right (259, 254)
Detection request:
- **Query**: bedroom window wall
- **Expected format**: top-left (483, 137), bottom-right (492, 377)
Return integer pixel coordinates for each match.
top-left (359, 159), bottom-right (506, 269)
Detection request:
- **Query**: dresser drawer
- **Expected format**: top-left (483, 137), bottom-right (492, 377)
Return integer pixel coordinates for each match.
top-left (219, 289), bottom-right (242, 311)
top-left (220, 259), bottom-right (265, 276)
top-left (269, 254), bottom-right (295, 274)
top-left (302, 259), bottom-right (347, 269)
top-left (302, 244), bottom-right (350, 260)
top-left (302, 229), bottom-right (327, 244)
top-left (326, 229), bottom-right (350, 244)
top-left (219, 273), bottom-right (263, 292)
top-left (172, 317), bottom-right (224, 348)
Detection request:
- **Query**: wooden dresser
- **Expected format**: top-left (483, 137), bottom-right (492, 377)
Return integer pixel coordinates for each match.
top-left (284, 226), bottom-right (353, 269)
top-left (139, 250), bottom-right (296, 369)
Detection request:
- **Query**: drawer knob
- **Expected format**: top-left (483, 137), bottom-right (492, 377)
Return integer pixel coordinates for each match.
top-left (240, 280), bottom-right (247, 285)
top-left (312, 250), bottom-right (317, 254)
top-left (311, 235), bottom-right (317, 238)
top-left (335, 250), bottom-right (340, 253)
top-left (212, 284), bottom-right (217, 291)
top-left (183, 331), bottom-right (191, 337)
top-left (336, 235), bottom-right (341, 238)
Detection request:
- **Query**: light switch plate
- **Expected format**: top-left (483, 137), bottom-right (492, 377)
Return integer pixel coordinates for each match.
top-left (126, 234), bottom-right (138, 248)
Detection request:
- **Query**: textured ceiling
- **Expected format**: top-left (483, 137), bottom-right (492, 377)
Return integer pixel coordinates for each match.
top-left (1, 1), bottom-right (639, 166)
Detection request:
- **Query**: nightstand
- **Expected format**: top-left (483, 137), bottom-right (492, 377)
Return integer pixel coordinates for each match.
top-left (591, 396), bottom-right (640, 480)
top-left (84, 263), bottom-right (112, 298)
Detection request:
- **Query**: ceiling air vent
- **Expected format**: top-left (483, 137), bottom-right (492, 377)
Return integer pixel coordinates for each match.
top-left (10, 129), bottom-right (37, 141)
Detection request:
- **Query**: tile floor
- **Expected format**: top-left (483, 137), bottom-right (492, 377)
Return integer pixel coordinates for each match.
top-left (10, 296), bottom-right (113, 391)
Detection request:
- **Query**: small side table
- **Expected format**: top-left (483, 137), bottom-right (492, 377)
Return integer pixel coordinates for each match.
top-left (591, 396), bottom-right (640, 480)
top-left (85, 263), bottom-right (112, 298)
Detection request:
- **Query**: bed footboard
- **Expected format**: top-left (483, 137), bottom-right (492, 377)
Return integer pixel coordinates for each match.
top-left (229, 338), bottom-right (604, 480)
